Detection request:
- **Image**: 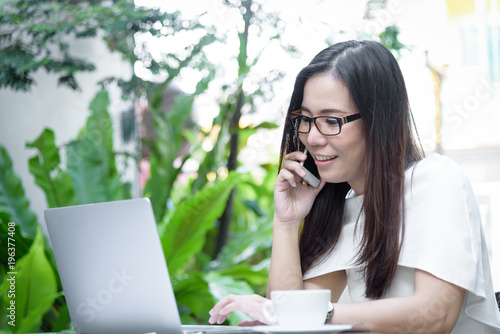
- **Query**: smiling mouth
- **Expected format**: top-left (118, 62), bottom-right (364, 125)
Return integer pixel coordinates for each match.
top-left (314, 155), bottom-right (338, 162)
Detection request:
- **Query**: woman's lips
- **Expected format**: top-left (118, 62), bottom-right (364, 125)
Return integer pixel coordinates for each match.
top-left (313, 154), bottom-right (338, 167)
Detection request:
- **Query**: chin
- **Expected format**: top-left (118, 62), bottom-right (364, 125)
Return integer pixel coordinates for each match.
top-left (320, 175), bottom-right (347, 184)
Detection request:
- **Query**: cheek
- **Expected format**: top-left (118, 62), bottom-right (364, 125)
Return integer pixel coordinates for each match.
top-left (342, 132), bottom-right (367, 167)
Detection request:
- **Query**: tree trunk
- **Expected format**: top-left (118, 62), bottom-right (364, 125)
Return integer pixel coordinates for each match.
top-left (213, 0), bottom-right (252, 259)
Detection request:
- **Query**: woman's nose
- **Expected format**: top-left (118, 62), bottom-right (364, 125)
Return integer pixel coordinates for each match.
top-left (306, 122), bottom-right (328, 146)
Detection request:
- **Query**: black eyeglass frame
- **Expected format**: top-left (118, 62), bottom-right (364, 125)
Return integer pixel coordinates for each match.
top-left (290, 110), bottom-right (362, 136)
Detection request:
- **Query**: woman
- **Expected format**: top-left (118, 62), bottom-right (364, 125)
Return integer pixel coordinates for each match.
top-left (209, 40), bottom-right (500, 333)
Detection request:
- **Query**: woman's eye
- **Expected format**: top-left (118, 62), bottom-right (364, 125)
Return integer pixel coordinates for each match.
top-left (325, 118), bottom-right (339, 125)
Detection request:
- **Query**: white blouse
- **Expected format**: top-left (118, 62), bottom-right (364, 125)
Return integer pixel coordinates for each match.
top-left (303, 154), bottom-right (500, 333)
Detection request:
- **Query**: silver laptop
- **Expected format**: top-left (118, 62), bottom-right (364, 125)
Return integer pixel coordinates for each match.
top-left (45, 198), bottom-right (253, 334)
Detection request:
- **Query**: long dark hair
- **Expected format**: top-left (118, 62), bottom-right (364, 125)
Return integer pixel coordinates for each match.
top-left (279, 40), bottom-right (424, 299)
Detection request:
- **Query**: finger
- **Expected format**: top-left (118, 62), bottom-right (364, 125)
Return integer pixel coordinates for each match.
top-left (277, 168), bottom-right (299, 188)
top-left (282, 159), bottom-right (307, 178)
top-left (210, 294), bottom-right (238, 314)
top-left (216, 314), bottom-right (228, 324)
top-left (220, 303), bottom-right (268, 325)
top-left (219, 299), bottom-right (246, 316)
top-left (209, 313), bottom-right (226, 324)
top-left (208, 294), bottom-right (237, 322)
top-left (284, 151), bottom-right (307, 163)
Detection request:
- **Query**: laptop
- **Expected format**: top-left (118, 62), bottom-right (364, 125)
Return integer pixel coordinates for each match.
top-left (45, 198), bottom-right (254, 334)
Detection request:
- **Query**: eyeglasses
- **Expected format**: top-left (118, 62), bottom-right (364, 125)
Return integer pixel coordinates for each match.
top-left (290, 110), bottom-right (361, 136)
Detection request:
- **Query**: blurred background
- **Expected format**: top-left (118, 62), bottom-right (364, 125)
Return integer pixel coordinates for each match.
top-left (0, 0), bottom-right (499, 332)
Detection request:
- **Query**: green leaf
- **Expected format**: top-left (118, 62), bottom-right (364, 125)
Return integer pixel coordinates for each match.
top-left (46, 298), bottom-right (71, 333)
top-left (217, 260), bottom-right (270, 288)
top-left (66, 90), bottom-right (130, 204)
top-left (144, 93), bottom-right (195, 222)
top-left (238, 122), bottom-right (280, 154)
top-left (0, 145), bottom-right (37, 240)
top-left (172, 273), bottom-right (213, 323)
top-left (160, 172), bottom-right (241, 276)
top-left (0, 228), bottom-right (60, 333)
top-left (190, 110), bottom-right (230, 194)
top-left (251, 121), bottom-right (280, 130)
top-left (26, 129), bottom-right (76, 208)
top-left (215, 216), bottom-right (273, 269)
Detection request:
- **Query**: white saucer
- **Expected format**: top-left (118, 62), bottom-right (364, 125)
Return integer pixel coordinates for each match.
top-left (250, 324), bottom-right (354, 333)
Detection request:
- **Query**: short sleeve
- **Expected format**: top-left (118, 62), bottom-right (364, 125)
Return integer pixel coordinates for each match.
top-left (400, 154), bottom-right (500, 329)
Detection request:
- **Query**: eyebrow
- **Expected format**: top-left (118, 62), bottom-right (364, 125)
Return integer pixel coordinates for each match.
top-left (300, 106), bottom-right (349, 115)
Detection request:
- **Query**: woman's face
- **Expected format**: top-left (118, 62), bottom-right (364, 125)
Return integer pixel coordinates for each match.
top-left (299, 72), bottom-right (367, 194)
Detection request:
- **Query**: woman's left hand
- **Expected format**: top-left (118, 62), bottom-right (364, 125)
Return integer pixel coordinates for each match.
top-left (208, 294), bottom-right (272, 326)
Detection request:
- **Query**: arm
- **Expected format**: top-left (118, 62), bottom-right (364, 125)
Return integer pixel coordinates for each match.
top-left (330, 269), bottom-right (465, 333)
top-left (266, 151), bottom-right (326, 295)
top-left (210, 151), bottom-right (329, 325)
top-left (304, 270), bottom-right (347, 302)
top-left (266, 221), bottom-right (303, 295)
top-left (266, 225), bottom-right (348, 298)
top-left (209, 247), bottom-right (347, 326)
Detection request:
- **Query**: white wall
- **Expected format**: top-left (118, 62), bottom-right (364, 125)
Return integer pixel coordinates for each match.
top-left (0, 36), bottom-right (133, 233)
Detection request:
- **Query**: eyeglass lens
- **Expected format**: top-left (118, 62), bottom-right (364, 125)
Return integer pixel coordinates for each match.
top-left (294, 116), bottom-right (341, 135)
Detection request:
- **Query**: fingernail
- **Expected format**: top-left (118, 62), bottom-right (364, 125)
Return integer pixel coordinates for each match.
top-left (300, 169), bottom-right (306, 176)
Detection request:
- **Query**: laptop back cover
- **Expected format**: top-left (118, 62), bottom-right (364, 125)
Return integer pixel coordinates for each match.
top-left (45, 198), bottom-right (183, 334)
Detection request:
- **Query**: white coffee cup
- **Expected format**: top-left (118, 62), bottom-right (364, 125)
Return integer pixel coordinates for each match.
top-left (262, 289), bottom-right (331, 327)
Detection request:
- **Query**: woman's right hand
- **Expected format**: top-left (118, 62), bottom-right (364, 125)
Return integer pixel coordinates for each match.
top-left (274, 151), bottom-right (326, 225)
top-left (209, 294), bottom-right (272, 326)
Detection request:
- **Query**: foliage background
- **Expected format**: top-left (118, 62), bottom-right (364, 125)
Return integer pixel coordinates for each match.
top-left (0, 0), bottom-right (401, 332)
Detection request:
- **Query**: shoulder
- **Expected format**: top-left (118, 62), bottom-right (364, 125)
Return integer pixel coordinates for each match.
top-left (400, 154), bottom-right (479, 278)
top-left (406, 153), bottom-right (473, 198)
top-left (409, 153), bottom-right (467, 182)
top-left (402, 153), bottom-right (481, 245)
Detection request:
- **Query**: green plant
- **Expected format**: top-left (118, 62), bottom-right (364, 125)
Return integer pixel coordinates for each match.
top-left (0, 228), bottom-right (60, 333)
top-left (207, 0), bottom-right (292, 258)
top-left (0, 146), bottom-right (37, 272)
top-left (1, 0), bottom-right (292, 330)
top-left (0, 0), bottom-right (216, 100)
top-left (0, 85), bottom-right (277, 331)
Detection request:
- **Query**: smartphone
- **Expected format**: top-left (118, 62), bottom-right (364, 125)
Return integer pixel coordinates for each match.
top-left (300, 148), bottom-right (320, 188)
